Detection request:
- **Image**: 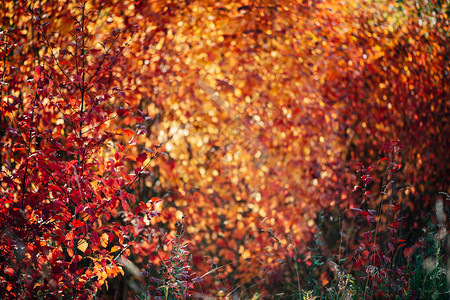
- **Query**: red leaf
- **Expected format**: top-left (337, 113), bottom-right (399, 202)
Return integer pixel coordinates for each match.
top-left (150, 197), bottom-right (161, 203)
top-left (71, 219), bottom-right (84, 229)
top-left (360, 211), bottom-right (370, 217)
top-left (117, 107), bottom-right (128, 116)
top-left (371, 253), bottom-right (382, 266)
top-left (114, 152), bottom-right (121, 161)
top-left (136, 152), bottom-right (147, 164)
top-left (91, 231), bottom-right (100, 247)
top-left (403, 247), bottom-right (415, 258)
top-left (75, 205), bottom-right (84, 215)
top-left (361, 249), bottom-right (370, 258)
top-left (388, 242), bottom-right (395, 253)
top-left (4, 267), bottom-right (14, 275)
top-left (352, 185), bottom-right (362, 192)
top-left (377, 157), bottom-right (389, 164)
top-left (361, 175), bottom-right (373, 184)
top-left (392, 163), bottom-right (402, 171)
top-left (134, 167), bottom-right (142, 176)
top-left (34, 66), bottom-right (44, 82)
top-left (390, 221), bottom-right (400, 229)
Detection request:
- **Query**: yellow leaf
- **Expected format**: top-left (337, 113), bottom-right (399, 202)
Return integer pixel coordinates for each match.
top-left (101, 233), bottom-right (109, 248)
top-left (77, 239), bottom-right (88, 253)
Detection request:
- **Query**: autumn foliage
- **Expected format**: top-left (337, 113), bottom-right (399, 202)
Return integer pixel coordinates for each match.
top-left (0, 0), bottom-right (448, 299)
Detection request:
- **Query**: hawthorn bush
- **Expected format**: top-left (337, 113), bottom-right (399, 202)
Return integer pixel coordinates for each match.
top-left (0, 2), bottom-right (162, 298)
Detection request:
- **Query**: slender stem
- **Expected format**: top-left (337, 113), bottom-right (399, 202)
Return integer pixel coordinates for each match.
top-left (0, 34), bottom-right (9, 176)
top-left (79, 3), bottom-right (86, 138)
top-left (73, 3), bottom-right (86, 298)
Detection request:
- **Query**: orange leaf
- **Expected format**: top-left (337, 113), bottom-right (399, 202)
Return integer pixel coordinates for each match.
top-left (122, 129), bottom-right (134, 137)
top-left (111, 246), bottom-right (121, 252)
